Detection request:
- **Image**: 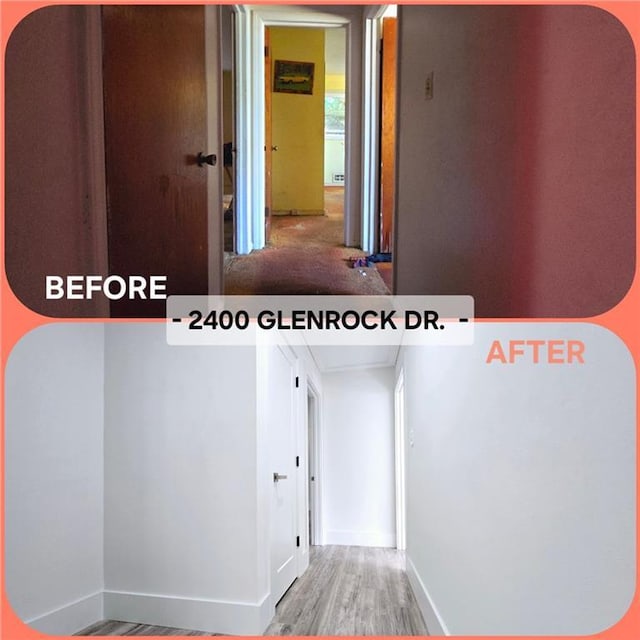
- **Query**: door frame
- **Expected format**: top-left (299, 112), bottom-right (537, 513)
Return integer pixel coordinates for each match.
top-left (232, 5), bottom-right (363, 255)
top-left (362, 5), bottom-right (385, 255)
top-left (394, 367), bottom-right (407, 550)
top-left (306, 377), bottom-right (323, 547)
top-left (230, 5), bottom-right (255, 254)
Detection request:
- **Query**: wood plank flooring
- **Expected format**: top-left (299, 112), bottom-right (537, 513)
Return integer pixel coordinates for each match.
top-left (77, 546), bottom-right (428, 636)
top-left (77, 621), bottom-right (217, 636)
top-left (265, 545), bottom-right (427, 636)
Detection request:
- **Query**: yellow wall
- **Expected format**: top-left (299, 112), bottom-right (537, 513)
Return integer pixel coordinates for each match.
top-left (270, 27), bottom-right (325, 213)
top-left (325, 74), bottom-right (345, 93)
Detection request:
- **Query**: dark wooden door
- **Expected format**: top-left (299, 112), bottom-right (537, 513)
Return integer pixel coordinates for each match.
top-left (102, 6), bottom-right (210, 317)
top-left (379, 17), bottom-right (397, 254)
top-left (265, 27), bottom-right (273, 243)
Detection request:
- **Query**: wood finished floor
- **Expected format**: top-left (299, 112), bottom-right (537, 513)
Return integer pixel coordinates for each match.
top-left (77, 545), bottom-right (428, 636)
top-left (266, 545), bottom-right (428, 636)
top-left (76, 621), bottom-right (217, 636)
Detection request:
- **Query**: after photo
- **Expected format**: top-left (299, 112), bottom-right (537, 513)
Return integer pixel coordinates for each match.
top-left (4, 322), bottom-right (635, 636)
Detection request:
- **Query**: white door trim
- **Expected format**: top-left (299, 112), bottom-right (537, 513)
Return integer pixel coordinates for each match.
top-left (361, 5), bottom-right (393, 255)
top-left (294, 356), bottom-right (308, 576)
top-left (306, 376), bottom-right (323, 547)
top-left (232, 5), bottom-right (363, 254)
top-left (231, 6), bottom-right (257, 254)
top-left (394, 367), bottom-right (407, 550)
top-left (361, 13), bottom-right (381, 254)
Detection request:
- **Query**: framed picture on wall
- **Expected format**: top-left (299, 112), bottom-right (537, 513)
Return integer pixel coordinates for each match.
top-left (273, 60), bottom-right (315, 95)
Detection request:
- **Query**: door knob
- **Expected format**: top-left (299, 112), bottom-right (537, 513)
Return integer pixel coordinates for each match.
top-left (197, 152), bottom-right (217, 167)
top-left (273, 472), bottom-right (288, 482)
top-left (271, 145), bottom-right (279, 151)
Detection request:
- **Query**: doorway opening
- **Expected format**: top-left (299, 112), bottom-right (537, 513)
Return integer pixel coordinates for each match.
top-left (323, 27), bottom-right (347, 225)
top-left (266, 26), bottom-right (344, 220)
top-left (224, 6), bottom-right (392, 295)
top-left (264, 23), bottom-right (349, 266)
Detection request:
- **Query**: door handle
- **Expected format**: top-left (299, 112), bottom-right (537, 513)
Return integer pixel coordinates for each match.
top-left (271, 145), bottom-right (279, 151)
top-left (273, 472), bottom-right (288, 482)
top-left (197, 152), bottom-right (217, 167)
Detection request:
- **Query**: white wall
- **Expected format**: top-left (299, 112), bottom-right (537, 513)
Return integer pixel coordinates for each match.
top-left (322, 367), bottom-right (396, 547)
top-left (324, 137), bottom-right (345, 185)
top-left (5, 324), bottom-right (105, 634)
top-left (399, 324), bottom-right (635, 635)
top-left (103, 325), bottom-right (268, 634)
top-left (4, 324), bottom-right (312, 636)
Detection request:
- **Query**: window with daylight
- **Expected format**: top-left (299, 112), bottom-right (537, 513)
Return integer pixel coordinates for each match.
top-left (325, 94), bottom-right (346, 136)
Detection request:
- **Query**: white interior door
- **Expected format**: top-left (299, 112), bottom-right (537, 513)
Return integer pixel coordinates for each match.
top-left (268, 343), bottom-right (298, 604)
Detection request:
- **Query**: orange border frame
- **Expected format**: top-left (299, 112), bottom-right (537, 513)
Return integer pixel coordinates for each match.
top-left (1, 1), bottom-right (639, 639)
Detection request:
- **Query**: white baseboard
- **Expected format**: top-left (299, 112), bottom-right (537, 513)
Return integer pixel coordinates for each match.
top-left (325, 529), bottom-right (396, 548)
top-left (258, 592), bottom-right (275, 633)
top-left (25, 590), bottom-right (103, 635)
top-left (104, 589), bottom-right (271, 635)
top-left (406, 556), bottom-right (450, 635)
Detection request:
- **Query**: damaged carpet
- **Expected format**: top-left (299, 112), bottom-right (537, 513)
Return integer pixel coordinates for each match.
top-left (224, 192), bottom-right (390, 295)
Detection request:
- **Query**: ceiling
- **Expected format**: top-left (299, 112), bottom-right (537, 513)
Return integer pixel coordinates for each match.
top-left (308, 344), bottom-right (399, 373)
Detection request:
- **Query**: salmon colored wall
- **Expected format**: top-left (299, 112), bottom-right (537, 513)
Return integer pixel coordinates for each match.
top-left (395, 6), bottom-right (635, 317)
top-left (270, 27), bottom-right (325, 213)
top-left (5, 6), bottom-right (109, 317)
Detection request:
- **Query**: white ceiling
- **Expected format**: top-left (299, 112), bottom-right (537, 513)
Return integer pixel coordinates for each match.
top-left (308, 344), bottom-right (399, 373)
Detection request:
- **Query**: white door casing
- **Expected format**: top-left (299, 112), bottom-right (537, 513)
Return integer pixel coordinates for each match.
top-left (306, 379), bottom-right (323, 547)
top-left (232, 5), bottom-right (364, 253)
top-left (394, 367), bottom-right (407, 550)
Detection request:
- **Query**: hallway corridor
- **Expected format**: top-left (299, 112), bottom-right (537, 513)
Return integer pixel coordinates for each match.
top-left (76, 547), bottom-right (426, 636)
top-left (265, 545), bottom-right (427, 635)
top-left (223, 189), bottom-right (390, 295)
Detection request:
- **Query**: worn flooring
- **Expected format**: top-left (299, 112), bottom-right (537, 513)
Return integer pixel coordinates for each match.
top-left (223, 188), bottom-right (390, 296)
top-left (76, 546), bottom-right (427, 636)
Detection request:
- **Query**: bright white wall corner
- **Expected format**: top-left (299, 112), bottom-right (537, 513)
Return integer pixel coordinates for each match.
top-left (103, 325), bottom-right (267, 635)
top-left (5, 323), bottom-right (272, 636)
top-left (400, 323), bottom-right (636, 636)
top-left (322, 367), bottom-right (396, 547)
top-left (5, 324), bottom-right (105, 635)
